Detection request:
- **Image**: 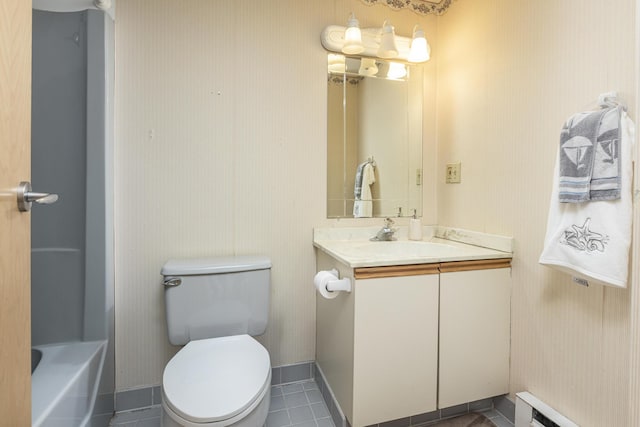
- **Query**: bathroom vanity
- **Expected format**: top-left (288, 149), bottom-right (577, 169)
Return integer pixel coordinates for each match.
top-left (313, 226), bottom-right (513, 427)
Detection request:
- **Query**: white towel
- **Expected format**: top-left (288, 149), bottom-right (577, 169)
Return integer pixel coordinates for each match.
top-left (353, 163), bottom-right (376, 218)
top-left (539, 111), bottom-right (634, 288)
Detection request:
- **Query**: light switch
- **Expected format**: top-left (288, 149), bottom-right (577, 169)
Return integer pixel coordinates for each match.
top-left (446, 162), bottom-right (461, 184)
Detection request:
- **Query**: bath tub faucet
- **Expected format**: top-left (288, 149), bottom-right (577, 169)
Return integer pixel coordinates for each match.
top-left (371, 218), bottom-right (396, 241)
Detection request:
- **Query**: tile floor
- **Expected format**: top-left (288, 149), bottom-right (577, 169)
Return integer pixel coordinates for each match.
top-left (266, 381), bottom-right (336, 427)
top-left (472, 409), bottom-right (513, 427)
top-left (109, 379), bottom-right (335, 427)
top-left (108, 378), bottom-right (514, 427)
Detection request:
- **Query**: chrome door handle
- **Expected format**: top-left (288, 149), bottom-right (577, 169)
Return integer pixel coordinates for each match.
top-left (17, 181), bottom-right (59, 212)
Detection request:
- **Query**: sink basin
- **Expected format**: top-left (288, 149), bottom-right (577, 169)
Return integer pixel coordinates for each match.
top-left (351, 241), bottom-right (461, 257)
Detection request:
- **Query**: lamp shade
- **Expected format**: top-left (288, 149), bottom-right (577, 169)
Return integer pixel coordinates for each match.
top-left (358, 58), bottom-right (378, 76)
top-left (377, 20), bottom-right (398, 59)
top-left (328, 54), bottom-right (346, 73)
top-left (408, 25), bottom-right (430, 63)
top-left (387, 62), bottom-right (407, 79)
top-left (342, 13), bottom-right (364, 54)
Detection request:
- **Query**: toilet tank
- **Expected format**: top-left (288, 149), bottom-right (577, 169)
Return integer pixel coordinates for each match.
top-left (161, 256), bottom-right (271, 346)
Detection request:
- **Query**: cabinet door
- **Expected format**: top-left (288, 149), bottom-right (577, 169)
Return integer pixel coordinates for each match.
top-left (439, 268), bottom-right (511, 408)
top-left (352, 274), bottom-right (439, 426)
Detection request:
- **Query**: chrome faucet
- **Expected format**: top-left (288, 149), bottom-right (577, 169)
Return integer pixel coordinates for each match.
top-left (371, 217), bottom-right (397, 241)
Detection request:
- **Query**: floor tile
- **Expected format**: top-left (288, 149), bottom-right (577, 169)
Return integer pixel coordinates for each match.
top-left (317, 417), bottom-right (336, 427)
top-left (306, 389), bottom-right (324, 404)
top-left (311, 402), bottom-right (330, 419)
top-left (303, 381), bottom-right (319, 391)
top-left (284, 391), bottom-right (310, 408)
top-left (289, 405), bottom-right (315, 424)
top-left (271, 394), bottom-right (286, 412)
top-left (283, 383), bottom-right (305, 394)
top-left (272, 385), bottom-right (284, 397)
top-left (292, 420), bottom-right (317, 427)
top-left (267, 409), bottom-right (292, 427)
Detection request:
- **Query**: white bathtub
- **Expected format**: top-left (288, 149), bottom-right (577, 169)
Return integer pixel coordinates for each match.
top-left (32, 340), bottom-right (107, 427)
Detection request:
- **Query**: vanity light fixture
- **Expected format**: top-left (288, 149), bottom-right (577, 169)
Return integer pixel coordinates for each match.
top-left (408, 25), bottom-right (430, 63)
top-left (342, 13), bottom-right (365, 54)
top-left (377, 20), bottom-right (398, 58)
top-left (321, 20), bottom-right (431, 63)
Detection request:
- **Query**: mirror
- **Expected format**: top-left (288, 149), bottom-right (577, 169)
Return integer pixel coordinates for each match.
top-left (326, 55), bottom-right (423, 218)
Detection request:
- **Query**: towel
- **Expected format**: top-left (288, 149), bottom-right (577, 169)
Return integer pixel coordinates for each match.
top-left (559, 107), bottom-right (621, 202)
top-left (354, 161), bottom-right (368, 200)
top-left (539, 111), bottom-right (634, 288)
top-left (353, 163), bottom-right (376, 218)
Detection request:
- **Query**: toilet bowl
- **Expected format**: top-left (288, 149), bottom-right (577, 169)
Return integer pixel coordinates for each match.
top-left (161, 335), bottom-right (271, 427)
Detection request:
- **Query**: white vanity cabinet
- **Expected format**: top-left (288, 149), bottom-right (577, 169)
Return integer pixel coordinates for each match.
top-left (438, 263), bottom-right (511, 408)
top-left (315, 249), bottom-right (512, 427)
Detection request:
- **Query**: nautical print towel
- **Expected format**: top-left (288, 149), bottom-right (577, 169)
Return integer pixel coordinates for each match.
top-left (559, 107), bottom-right (621, 202)
top-left (539, 111), bottom-right (634, 288)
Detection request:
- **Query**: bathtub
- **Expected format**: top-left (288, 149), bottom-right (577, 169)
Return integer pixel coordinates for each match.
top-left (32, 340), bottom-right (107, 427)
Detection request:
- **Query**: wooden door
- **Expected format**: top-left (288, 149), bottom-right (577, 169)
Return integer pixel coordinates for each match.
top-left (0, 0), bottom-right (32, 424)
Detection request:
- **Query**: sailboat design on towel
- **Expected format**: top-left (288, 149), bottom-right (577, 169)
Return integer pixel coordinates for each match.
top-left (598, 139), bottom-right (617, 164)
top-left (562, 136), bottom-right (593, 170)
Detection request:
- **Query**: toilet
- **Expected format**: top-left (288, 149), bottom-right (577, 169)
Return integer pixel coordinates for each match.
top-left (160, 256), bottom-right (272, 427)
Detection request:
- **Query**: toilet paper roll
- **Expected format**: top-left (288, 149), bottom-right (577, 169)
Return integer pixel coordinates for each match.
top-left (313, 270), bottom-right (340, 299)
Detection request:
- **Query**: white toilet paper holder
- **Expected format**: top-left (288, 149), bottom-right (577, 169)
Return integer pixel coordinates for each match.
top-left (326, 269), bottom-right (352, 293)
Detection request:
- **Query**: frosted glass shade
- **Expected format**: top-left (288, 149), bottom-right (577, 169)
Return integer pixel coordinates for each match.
top-left (387, 62), bottom-right (407, 79)
top-left (377, 21), bottom-right (398, 58)
top-left (328, 54), bottom-right (346, 73)
top-left (358, 58), bottom-right (378, 76)
top-left (408, 26), bottom-right (430, 63)
top-left (342, 14), bottom-right (364, 54)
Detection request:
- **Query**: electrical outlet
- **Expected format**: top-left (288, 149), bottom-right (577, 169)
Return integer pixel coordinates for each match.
top-left (446, 162), bottom-right (461, 183)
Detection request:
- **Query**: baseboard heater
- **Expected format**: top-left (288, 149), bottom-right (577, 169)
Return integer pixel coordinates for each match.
top-left (515, 392), bottom-right (579, 427)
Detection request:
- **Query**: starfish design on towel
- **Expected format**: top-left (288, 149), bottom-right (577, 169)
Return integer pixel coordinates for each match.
top-left (560, 218), bottom-right (608, 252)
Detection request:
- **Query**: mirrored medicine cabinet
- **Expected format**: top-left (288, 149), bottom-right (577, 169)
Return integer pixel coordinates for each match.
top-left (326, 54), bottom-right (423, 219)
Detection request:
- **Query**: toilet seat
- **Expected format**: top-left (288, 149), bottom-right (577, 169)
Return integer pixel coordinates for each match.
top-left (162, 334), bottom-right (271, 425)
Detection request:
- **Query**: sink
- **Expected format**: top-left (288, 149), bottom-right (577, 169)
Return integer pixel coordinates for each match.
top-left (351, 241), bottom-right (461, 257)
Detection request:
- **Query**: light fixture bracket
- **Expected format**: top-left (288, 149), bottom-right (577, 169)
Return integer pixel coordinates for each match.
top-left (321, 25), bottom-right (418, 62)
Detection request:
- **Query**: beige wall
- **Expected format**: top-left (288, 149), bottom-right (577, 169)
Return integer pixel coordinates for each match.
top-left (115, 2), bottom-right (638, 425)
top-left (114, 0), bottom-right (437, 390)
top-left (437, 1), bottom-right (636, 426)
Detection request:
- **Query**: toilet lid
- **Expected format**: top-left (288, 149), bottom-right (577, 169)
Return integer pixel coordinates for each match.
top-left (163, 335), bottom-right (271, 424)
